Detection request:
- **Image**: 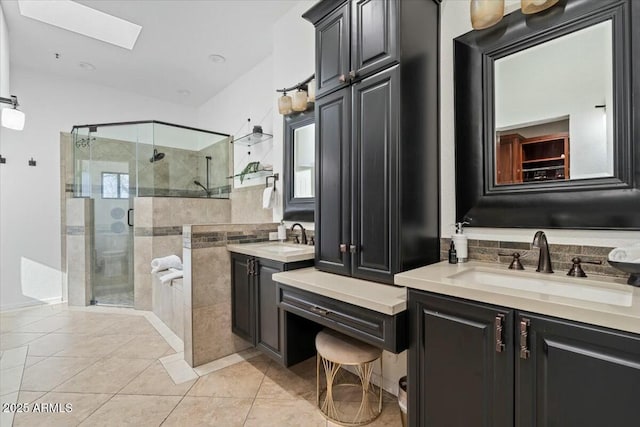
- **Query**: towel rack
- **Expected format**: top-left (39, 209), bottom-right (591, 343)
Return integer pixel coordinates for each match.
top-left (266, 173), bottom-right (279, 191)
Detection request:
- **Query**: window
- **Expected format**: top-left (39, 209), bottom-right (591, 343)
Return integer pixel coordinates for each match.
top-left (102, 172), bottom-right (129, 199)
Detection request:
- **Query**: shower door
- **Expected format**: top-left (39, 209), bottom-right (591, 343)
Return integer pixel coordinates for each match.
top-left (74, 125), bottom-right (137, 307)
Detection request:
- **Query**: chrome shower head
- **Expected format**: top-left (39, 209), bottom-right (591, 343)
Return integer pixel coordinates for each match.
top-left (150, 149), bottom-right (165, 163)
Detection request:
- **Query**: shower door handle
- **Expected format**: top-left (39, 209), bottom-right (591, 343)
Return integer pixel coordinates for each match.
top-left (127, 209), bottom-right (134, 227)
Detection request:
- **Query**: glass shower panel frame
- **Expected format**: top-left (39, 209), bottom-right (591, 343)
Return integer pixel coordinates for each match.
top-left (72, 127), bottom-right (93, 198)
top-left (87, 124), bottom-right (139, 307)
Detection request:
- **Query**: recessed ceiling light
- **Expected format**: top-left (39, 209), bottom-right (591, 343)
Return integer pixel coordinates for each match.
top-left (177, 89), bottom-right (191, 97)
top-left (18, 0), bottom-right (142, 50)
top-left (208, 54), bottom-right (226, 63)
top-left (79, 61), bottom-right (96, 71)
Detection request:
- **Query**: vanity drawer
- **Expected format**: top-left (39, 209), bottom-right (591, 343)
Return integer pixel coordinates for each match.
top-left (277, 284), bottom-right (407, 353)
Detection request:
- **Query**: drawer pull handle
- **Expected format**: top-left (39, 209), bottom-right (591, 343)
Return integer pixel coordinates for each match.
top-left (310, 306), bottom-right (329, 316)
top-left (495, 314), bottom-right (505, 353)
top-left (520, 318), bottom-right (531, 359)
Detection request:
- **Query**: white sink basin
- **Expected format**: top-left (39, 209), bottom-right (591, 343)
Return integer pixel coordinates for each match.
top-left (258, 245), bottom-right (307, 254)
top-left (448, 268), bottom-right (633, 307)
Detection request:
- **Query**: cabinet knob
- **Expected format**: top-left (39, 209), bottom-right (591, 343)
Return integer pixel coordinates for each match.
top-left (348, 70), bottom-right (357, 80)
top-left (340, 244), bottom-right (348, 253)
top-left (349, 244), bottom-right (357, 253)
top-left (338, 74), bottom-right (346, 83)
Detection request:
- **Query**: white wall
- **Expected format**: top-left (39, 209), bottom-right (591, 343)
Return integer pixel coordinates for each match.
top-left (197, 0), bottom-right (316, 226)
top-left (0, 67), bottom-right (198, 310)
top-left (440, 0), bottom-right (640, 246)
top-left (197, 56), bottom-right (275, 190)
top-left (0, 3), bottom-right (9, 97)
top-left (271, 1), bottom-right (316, 226)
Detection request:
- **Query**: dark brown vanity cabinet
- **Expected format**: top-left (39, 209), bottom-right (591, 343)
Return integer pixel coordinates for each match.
top-left (305, 0), bottom-right (441, 285)
top-left (230, 252), bottom-right (313, 364)
top-left (517, 313), bottom-right (640, 427)
top-left (408, 291), bottom-right (514, 427)
top-left (408, 290), bottom-right (640, 427)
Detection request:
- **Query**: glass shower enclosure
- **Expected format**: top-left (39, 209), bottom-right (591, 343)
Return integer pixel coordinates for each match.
top-left (71, 121), bottom-right (231, 307)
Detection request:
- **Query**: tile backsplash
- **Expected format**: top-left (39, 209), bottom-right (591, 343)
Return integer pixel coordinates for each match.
top-left (440, 238), bottom-right (625, 279)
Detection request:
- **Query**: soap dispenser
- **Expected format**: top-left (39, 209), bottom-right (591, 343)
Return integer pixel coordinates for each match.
top-left (452, 222), bottom-right (469, 263)
top-left (277, 220), bottom-right (287, 242)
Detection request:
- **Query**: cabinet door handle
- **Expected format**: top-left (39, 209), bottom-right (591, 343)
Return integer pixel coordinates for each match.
top-left (348, 70), bottom-right (357, 81)
top-left (246, 259), bottom-right (252, 276)
top-left (338, 74), bottom-right (346, 83)
top-left (127, 208), bottom-right (134, 227)
top-left (519, 318), bottom-right (531, 359)
top-left (340, 244), bottom-right (348, 253)
top-left (253, 259), bottom-right (259, 277)
top-left (495, 314), bottom-right (505, 353)
top-left (349, 244), bottom-right (357, 253)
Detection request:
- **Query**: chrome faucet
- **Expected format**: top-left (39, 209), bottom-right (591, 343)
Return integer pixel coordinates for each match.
top-left (290, 223), bottom-right (307, 245)
top-left (531, 231), bottom-right (553, 273)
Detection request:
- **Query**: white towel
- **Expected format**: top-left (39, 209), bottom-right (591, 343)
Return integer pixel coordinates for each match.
top-left (262, 186), bottom-right (274, 209)
top-left (151, 255), bottom-right (182, 273)
top-left (159, 268), bottom-right (183, 284)
top-left (608, 244), bottom-right (640, 263)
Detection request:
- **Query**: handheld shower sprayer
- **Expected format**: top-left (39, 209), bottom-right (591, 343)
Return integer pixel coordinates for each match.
top-left (194, 180), bottom-right (211, 197)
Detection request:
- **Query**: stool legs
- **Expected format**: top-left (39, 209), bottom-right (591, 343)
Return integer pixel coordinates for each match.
top-left (354, 359), bottom-right (382, 420)
top-left (320, 356), bottom-right (342, 420)
top-left (316, 353), bottom-right (383, 426)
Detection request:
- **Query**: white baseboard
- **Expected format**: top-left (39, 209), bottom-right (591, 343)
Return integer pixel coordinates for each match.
top-left (0, 297), bottom-right (64, 312)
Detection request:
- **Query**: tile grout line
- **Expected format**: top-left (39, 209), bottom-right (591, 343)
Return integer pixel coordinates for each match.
top-left (1, 344), bottom-right (29, 427)
top-left (73, 392), bottom-right (118, 426)
top-left (241, 360), bottom-right (272, 426)
top-left (157, 379), bottom-right (200, 426)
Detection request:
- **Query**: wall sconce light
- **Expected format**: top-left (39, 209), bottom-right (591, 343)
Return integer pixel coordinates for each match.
top-left (0, 95), bottom-right (25, 131)
top-left (307, 79), bottom-right (316, 102)
top-left (470, 0), bottom-right (560, 30)
top-left (278, 92), bottom-right (293, 115)
top-left (521, 0), bottom-right (560, 14)
top-left (292, 89), bottom-right (308, 112)
top-left (470, 0), bottom-right (504, 30)
top-left (276, 74), bottom-right (315, 116)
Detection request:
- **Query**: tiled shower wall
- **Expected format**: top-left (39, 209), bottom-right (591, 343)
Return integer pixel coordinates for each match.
top-left (182, 223), bottom-right (278, 367)
top-left (440, 238), bottom-right (626, 279)
top-left (133, 197), bottom-right (231, 310)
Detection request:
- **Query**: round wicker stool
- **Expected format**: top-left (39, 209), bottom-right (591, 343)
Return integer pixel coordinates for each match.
top-left (315, 329), bottom-right (383, 426)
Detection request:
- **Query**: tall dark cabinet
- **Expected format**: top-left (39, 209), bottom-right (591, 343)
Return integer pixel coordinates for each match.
top-left (304, 0), bottom-right (441, 284)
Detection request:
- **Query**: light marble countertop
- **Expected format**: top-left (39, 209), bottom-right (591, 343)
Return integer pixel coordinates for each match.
top-left (226, 241), bottom-right (315, 263)
top-left (272, 268), bottom-right (406, 315)
top-left (395, 261), bottom-right (640, 335)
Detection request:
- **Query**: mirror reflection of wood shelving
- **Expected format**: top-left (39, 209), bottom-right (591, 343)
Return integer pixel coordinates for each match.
top-left (497, 132), bottom-right (569, 184)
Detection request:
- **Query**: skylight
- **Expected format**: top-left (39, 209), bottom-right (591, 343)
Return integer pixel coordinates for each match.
top-left (18, 0), bottom-right (142, 50)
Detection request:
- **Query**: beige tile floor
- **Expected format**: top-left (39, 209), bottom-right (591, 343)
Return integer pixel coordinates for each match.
top-left (1, 304), bottom-right (402, 426)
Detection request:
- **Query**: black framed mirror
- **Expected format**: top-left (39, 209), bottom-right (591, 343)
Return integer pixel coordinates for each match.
top-left (455, 0), bottom-right (639, 229)
top-left (283, 110), bottom-right (315, 221)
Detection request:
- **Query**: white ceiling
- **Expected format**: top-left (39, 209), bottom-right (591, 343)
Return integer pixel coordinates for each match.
top-left (0, 0), bottom-right (298, 106)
